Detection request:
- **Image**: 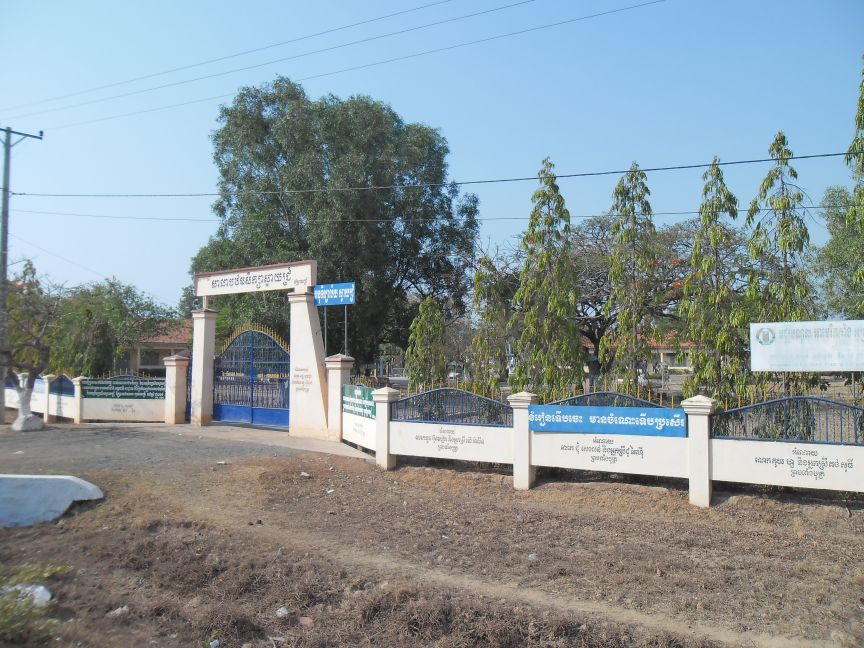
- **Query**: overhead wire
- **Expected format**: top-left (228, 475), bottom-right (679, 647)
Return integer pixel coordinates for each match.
top-left (9, 234), bottom-right (107, 278)
top-left (0, 0), bottom-right (459, 113)
top-left (9, 204), bottom-right (849, 225)
top-left (11, 150), bottom-right (851, 198)
top-left (5, 0), bottom-right (538, 121)
top-left (42, 0), bottom-right (667, 131)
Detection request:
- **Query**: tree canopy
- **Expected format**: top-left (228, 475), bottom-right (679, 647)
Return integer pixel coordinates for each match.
top-left (191, 78), bottom-right (479, 362)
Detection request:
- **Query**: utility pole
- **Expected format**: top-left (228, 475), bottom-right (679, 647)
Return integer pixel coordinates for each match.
top-left (1, 126), bottom-right (43, 424)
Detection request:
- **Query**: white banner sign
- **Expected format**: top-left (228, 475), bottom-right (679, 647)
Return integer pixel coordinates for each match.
top-left (194, 261), bottom-right (316, 297)
top-left (750, 320), bottom-right (864, 372)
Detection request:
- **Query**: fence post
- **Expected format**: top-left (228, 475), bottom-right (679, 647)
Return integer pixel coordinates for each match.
top-left (163, 355), bottom-right (189, 425)
top-left (682, 394), bottom-right (716, 508)
top-left (372, 387), bottom-right (400, 470)
top-left (325, 354), bottom-right (354, 442)
top-left (508, 391), bottom-right (539, 490)
top-left (190, 308), bottom-right (218, 426)
top-left (42, 374), bottom-right (56, 423)
top-left (71, 377), bottom-right (85, 424)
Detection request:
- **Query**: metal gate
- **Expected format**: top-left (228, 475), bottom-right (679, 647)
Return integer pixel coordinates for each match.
top-left (213, 327), bottom-right (290, 427)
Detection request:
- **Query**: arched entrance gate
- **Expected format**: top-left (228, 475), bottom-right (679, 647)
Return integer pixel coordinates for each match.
top-left (212, 327), bottom-right (291, 427)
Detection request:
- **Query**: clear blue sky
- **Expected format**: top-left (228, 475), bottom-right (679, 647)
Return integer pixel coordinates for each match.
top-left (2, 0), bottom-right (862, 306)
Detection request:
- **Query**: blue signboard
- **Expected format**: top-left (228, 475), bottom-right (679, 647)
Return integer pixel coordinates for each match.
top-left (314, 282), bottom-right (355, 306)
top-left (528, 405), bottom-right (687, 437)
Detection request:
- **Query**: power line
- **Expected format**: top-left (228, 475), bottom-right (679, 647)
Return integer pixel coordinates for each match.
top-left (0, 0), bottom-right (459, 113)
top-left (10, 204), bottom-right (848, 225)
top-left (11, 150), bottom-right (851, 199)
top-left (44, 0), bottom-right (667, 131)
top-left (6, 0), bottom-right (538, 121)
top-left (9, 233), bottom-right (106, 278)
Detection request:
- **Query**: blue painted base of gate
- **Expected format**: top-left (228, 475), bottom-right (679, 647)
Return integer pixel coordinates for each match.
top-left (214, 404), bottom-right (290, 427)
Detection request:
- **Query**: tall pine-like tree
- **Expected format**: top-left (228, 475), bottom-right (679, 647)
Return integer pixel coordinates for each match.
top-left (510, 159), bottom-right (584, 402)
top-left (600, 162), bottom-right (657, 389)
top-left (466, 254), bottom-right (515, 398)
top-left (846, 56), bottom-right (864, 313)
top-left (744, 132), bottom-right (814, 322)
top-left (679, 159), bottom-right (748, 400)
top-left (404, 297), bottom-right (447, 392)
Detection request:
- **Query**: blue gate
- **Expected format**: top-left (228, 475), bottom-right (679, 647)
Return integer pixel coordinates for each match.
top-left (213, 327), bottom-right (290, 427)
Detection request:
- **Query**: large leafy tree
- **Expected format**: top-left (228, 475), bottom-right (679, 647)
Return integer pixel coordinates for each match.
top-left (814, 186), bottom-right (863, 317)
top-left (510, 159), bottom-right (584, 402)
top-left (191, 78), bottom-right (479, 362)
top-left (404, 297), bottom-right (446, 391)
top-left (599, 162), bottom-right (657, 388)
top-left (679, 159), bottom-right (750, 400)
top-left (49, 280), bottom-right (174, 377)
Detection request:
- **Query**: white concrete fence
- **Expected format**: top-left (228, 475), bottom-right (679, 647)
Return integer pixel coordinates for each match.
top-left (4, 373), bottom-right (166, 424)
top-left (336, 385), bottom-right (864, 508)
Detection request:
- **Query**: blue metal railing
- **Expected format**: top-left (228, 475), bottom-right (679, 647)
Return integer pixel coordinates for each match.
top-left (712, 396), bottom-right (864, 445)
top-left (391, 388), bottom-right (512, 427)
top-left (50, 375), bottom-right (75, 396)
top-left (549, 391), bottom-right (662, 408)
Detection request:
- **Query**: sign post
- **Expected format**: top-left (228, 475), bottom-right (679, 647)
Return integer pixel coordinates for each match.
top-left (750, 320), bottom-right (864, 372)
top-left (314, 282), bottom-right (355, 356)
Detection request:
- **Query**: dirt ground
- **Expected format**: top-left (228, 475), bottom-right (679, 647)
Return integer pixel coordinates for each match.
top-left (1, 428), bottom-right (863, 647)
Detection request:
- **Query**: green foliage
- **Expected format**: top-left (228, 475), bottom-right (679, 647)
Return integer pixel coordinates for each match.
top-left (599, 162), bottom-right (657, 388)
top-left (0, 564), bottom-right (67, 643)
top-left (510, 159), bottom-right (584, 402)
top-left (814, 186), bottom-right (864, 317)
top-left (466, 254), bottom-right (517, 397)
top-left (845, 56), bottom-right (864, 313)
top-left (404, 297), bottom-right (447, 391)
top-left (191, 77), bottom-right (478, 361)
top-left (49, 279), bottom-right (174, 377)
top-left (744, 132), bottom-right (816, 394)
top-left (679, 159), bottom-right (750, 400)
top-left (5, 262), bottom-right (62, 387)
top-left (744, 131), bottom-right (814, 322)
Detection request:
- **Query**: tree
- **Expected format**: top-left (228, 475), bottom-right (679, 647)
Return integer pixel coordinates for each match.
top-left (49, 280), bottom-right (174, 377)
top-left (845, 56), bottom-right (864, 314)
top-left (599, 162), bottom-right (657, 389)
top-left (5, 262), bottom-right (63, 431)
top-left (404, 297), bottom-right (446, 391)
top-left (466, 253), bottom-right (519, 397)
top-left (191, 78), bottom-right (479, 361)
top-left (509, 159), bottom-right (584, 402)
top-left (744, 132), bottom-right (815, 323)
top-left (814, 186), bottom-right (863, 317)
top-left (679, 159), bottom-right (750, 400)
top-left (744, 132), bottom-right (816, 395)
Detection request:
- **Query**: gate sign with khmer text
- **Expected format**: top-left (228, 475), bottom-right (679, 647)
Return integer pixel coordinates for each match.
top-left (194, 261), bottom-right (315, 297)
top-left (750, 320), bottom-right (864, 372)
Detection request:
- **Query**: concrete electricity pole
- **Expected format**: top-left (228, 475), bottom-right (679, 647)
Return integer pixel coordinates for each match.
top-left (1, 126), bottom-right (43, 423)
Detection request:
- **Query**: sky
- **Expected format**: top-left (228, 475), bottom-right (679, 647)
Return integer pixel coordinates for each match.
top-left (1, 0), bottom-right (862, 307)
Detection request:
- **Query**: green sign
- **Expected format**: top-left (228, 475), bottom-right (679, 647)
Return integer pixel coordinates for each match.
top-left (81, 378), bottom-right (166, 400)
top-left (342, 384), bottom-right (375, 419)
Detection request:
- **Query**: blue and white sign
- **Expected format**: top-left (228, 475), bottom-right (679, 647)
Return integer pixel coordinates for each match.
top-left (314, 282), bottom-right (355, 306)
top-left (529, 405), bottom-right (687, 437)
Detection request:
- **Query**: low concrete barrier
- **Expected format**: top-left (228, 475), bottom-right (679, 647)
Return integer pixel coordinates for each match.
top-left (0, 475), bottom-right (103, 528)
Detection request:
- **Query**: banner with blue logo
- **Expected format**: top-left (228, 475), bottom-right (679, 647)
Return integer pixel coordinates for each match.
top-left (314, 282), bottom-right (355, 306)
top-left (528, 405), bottom-right (687, 437)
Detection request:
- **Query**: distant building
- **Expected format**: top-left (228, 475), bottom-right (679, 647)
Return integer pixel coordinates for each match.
top-left (120, 320), bottom-right (191, 376)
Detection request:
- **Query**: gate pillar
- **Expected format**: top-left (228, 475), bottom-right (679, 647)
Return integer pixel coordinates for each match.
top-left (325, 354), bottom-right (354, 441)
top-left (190, 308), bottom-right (218, 426)
top-left (288, 288), bottom-right (328, 438)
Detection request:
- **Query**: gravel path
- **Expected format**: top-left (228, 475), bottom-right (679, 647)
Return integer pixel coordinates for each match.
top-left (0, 423), bottom-right (296, 475)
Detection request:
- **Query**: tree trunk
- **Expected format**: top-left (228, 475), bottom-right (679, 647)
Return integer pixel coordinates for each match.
top-left (12, 384), bottom-right (44, 431)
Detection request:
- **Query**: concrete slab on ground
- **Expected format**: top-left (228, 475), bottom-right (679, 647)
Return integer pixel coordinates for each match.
top-left (0, 474), bottom-right (103, 527)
